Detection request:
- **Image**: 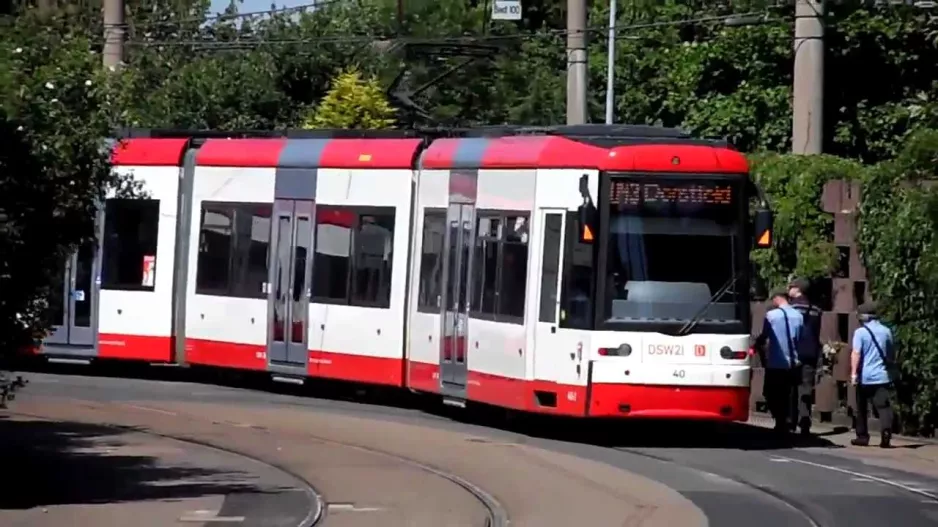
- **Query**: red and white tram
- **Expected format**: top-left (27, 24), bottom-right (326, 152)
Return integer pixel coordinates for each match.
top-left (35, 125), bottom-right (774, 421)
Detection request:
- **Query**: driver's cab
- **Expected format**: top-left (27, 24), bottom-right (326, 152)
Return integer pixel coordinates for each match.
top-left (575, 171), bottom-right (774, 336)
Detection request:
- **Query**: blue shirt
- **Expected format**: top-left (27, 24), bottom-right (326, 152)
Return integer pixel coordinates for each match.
top-left (761, 305), bottom-right (804, 369)
top-left (852, 319), bottom-right (894, 385)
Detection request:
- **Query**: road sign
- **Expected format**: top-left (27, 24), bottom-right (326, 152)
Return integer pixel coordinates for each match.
top-left (491, 0), bottom-right (522, 21)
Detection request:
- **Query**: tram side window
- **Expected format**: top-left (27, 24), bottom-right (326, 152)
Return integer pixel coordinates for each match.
top-left (499, 215), bottom-right (529, 321)
top-left (538, 213), bottom-right (563, 323)
top-left (351, 212), bottom-right (395, 307)
top-left (195, 202), bottom-right (271, 299)
top-left (471, 216), bottom-right (500, 317)
top-left (311, 206), bottom-right (396, 308)
top-left (558, 211), bottom-right (594, 329)
top-left (101, 198), bottom-right (160, 291)
top-left (417, 211), bottom-right (446, 313)
top-left (469, 211), bottom-right (530, 324)
top-left (231, 203), bottom-right (272, 298)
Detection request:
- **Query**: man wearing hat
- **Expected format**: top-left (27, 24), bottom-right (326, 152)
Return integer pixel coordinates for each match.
top-left (850, 301), bottom-right (896, 448)
top-left (754, 288), bottom-right (805, 432)
top-left (788, 278), bottom-right (824, 435)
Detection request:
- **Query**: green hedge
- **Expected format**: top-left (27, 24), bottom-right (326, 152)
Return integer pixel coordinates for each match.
top-left (857, 130), bottom-right (938, 436)
top-left (750, 129), bottom-right (938, 436)
top-left (748, 153), bottom-right (866, 290)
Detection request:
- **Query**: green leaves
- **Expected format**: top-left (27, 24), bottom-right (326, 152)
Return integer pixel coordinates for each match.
top-left (0, 13), bottom-right (119, 357)
top-left (748, 153), bottom-right (864, 289)
top-left (305, 67), bottom-right (397, 129)
top-left (856, 129), bottom-right (938, 435)
top-left (751, 132), bottom-right (938, 435)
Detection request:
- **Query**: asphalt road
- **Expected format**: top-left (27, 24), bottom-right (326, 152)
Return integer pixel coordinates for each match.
top-left (16, 369), bottom-right (938, 527)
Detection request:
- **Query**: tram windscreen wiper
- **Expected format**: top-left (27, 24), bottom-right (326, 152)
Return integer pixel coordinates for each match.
top-left (676, 271), bottom-right (741, 337)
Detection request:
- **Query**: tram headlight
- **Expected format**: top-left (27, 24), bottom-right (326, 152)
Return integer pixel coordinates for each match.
top-left (720, 346), bottom-right (748, 360)
top-left (599, 343), bottom-right (632, 357)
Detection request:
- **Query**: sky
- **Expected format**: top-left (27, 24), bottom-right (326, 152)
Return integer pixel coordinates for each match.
top-left (208, 0), bottom-right (316, 16)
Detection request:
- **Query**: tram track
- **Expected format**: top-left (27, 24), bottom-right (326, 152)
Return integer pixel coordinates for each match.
top-left (129, 403), bottom-right (510, 527)
top-left (10, 383), bottom-right (706, 527)
top-left (17, 371), bottom-right (938, 527)
top-left (12, 399), bottom-right (506, 527)
top-left (614, 447), bottom-right (823, 527)
top-left (4, 407), bottom-right (325, 527)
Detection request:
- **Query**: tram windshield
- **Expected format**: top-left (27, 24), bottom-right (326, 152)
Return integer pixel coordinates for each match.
top-left (600, 176), bottom-right (746, 333)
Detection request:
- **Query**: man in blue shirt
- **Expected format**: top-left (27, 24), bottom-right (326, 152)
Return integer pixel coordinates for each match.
top-left (754, 288), bottom-right (804, 432)
top-left (850, 301), bottom-right (896, 448)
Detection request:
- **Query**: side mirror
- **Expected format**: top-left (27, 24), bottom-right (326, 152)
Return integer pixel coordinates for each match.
top-left (753, 208), bottom-right (773, 249)
top-left (577, 203), bottom-right (595, 244)
top-left (577, 173), bottom-right (596, 244)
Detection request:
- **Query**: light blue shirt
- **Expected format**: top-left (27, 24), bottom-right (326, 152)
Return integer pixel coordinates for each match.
top-left (852, 319), bottom-right (894, 385)
top-left (761, 304), bottom-right (804, 369)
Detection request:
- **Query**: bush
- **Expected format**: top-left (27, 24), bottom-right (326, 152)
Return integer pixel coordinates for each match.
top-left (748, 153), bottom-right (865, 290)
top-left (0, 14), bottom-right (127, 359)
top-left (857, 129), bottom-right (938, 436)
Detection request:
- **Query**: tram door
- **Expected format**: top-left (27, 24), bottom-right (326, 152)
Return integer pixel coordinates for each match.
top-left (267, 199), bottom-right (314, 368)
top-left (44, 239), bottom-right (100, 351)
top-left (440, 201), bottom-right (476, 397)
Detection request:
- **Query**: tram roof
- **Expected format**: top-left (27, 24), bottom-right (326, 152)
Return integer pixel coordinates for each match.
top-left (109, 126), bottom-right (743, 171)
top-left (442, 124), bottom-right (732, 149)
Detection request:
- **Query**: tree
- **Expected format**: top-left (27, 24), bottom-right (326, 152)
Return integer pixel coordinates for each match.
top-left (304, 67), bottom-right (397, 129)
top-left (0, 11), bottom-right (130, 361)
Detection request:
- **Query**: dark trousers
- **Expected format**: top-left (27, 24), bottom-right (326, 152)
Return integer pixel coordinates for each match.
top-left (789, 363), bottom-right (816, 430)
top-left (855, 383), bottom-right (894, 440)
top-left (763, 368), bottom-right (797, 429)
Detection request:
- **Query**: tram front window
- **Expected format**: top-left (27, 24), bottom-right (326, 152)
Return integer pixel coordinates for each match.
top-left (601, 177), bottom-right (743, 331)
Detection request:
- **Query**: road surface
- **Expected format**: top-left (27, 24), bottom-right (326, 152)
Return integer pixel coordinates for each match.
top-left (5, 369), bottom-right (938, 527)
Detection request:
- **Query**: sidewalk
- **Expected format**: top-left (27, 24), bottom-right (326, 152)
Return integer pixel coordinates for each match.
top-left (748, 412), bottom-right (938, 479)
top-left (0, 412), bottom-right (316, 527)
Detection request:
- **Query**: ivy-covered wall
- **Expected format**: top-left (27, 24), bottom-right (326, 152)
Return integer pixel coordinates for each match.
top-left (750, 130), bottom-right (938, 436)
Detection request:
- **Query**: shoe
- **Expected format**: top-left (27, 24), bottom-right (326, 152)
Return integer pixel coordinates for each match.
top-left (851, 437), bottom-right (869, 447)
top-left (880, 431), bottom-right (892, 449)
top-left (799, 418), bottom-right (812, 436)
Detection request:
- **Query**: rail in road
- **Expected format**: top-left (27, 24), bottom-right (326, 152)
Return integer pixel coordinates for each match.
top-left (4, 384), bottom-right (701, 526)
top-left (6, 370), bottom-right (938, 527)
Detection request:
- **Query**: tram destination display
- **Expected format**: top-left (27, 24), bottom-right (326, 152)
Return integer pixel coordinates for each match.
top-left (608, 179), bottom-right (735, 212)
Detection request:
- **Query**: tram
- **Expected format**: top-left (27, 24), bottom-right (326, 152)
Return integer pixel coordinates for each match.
top-left (34, 125), bottom-right (774, 421)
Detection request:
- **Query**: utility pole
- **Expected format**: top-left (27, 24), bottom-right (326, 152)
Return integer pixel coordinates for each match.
top-left (566, 0), bottom-right (588, 125)
top-left (397, 0), bottom-right (404, 34)
top-left (102, 0), bottom-right (125, 71)
top-left (792, 0), bottom-right (824, 154)
top-left (604, 0), bottom-right (617, 124)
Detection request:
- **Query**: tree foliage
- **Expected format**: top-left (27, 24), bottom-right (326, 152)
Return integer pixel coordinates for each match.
top-left (304, 67), bottom-right (396, 129)
top-left (748, 153), bottom-right (865, 290)
top-left (0, 10), bottom-right (126, 358)
top-left (856, 130), bottom-right (938, 435)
